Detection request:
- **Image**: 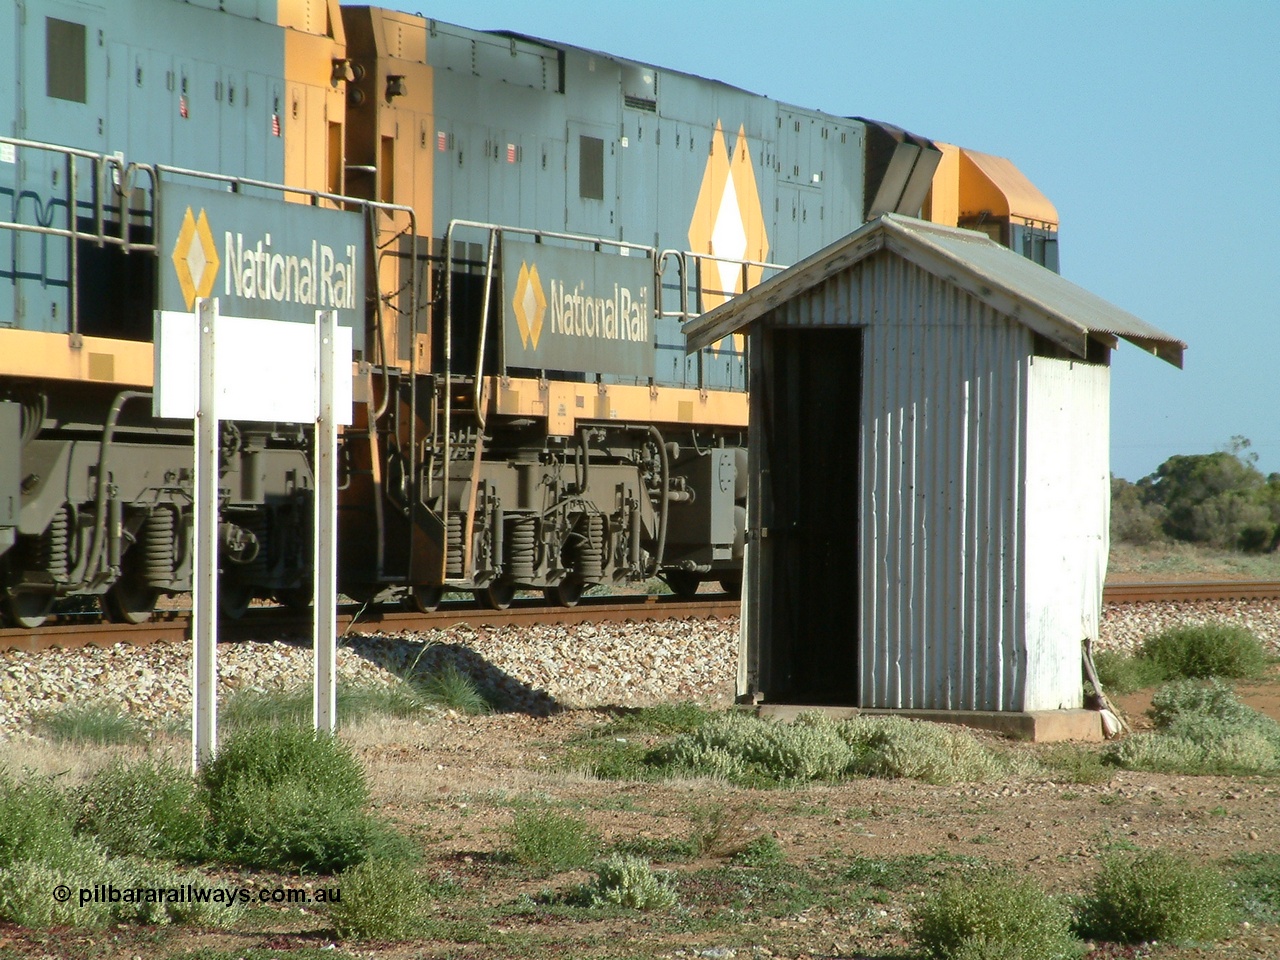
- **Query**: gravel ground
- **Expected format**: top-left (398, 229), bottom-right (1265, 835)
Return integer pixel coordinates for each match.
top-left (3, 600), bottom-right (1279, 738)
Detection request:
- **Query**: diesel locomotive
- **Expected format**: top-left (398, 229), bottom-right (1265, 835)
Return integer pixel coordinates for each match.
top-left (0, 0), bottom-right (1060, 626)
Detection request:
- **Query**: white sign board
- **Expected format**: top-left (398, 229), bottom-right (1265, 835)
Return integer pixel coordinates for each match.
top-left (154, 311), bottom-right (353, 424)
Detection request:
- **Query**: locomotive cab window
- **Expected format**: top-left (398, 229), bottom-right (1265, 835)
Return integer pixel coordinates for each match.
top-left (578, 135), bottom-right (604, 200)
top-left (46, 17), bottom-right (87, 103)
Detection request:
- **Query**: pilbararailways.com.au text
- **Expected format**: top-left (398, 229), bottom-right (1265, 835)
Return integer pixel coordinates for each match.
top-left (53, 883), bottom-right (341, 907)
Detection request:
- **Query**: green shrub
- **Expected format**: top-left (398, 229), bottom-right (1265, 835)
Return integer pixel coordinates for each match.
top-left (654, 710), bottom-right (856, 784)
top-left (1092, 649), bottom-right (1168, 694)
top-left (0, 838), bottom-right (116, 928)
top-left (108, 859), bottom-right (244, 927)
top-left (201, 724), bottom-right (379, 872)
top-left (202, 724), bottom-right (368, 810)
top-left (599, 702), bottom-right (712, 736)
top-left (1237, 523), bottom-right (1275, 553)
top-left (579, 854), bottom-right (677, 911)
top-left (0, 770), bottom-right (76, 868)
top-left (507, 809), bottom-right (599, 874)
top-left (76, 758), bottom-right (209, 861)
top-left (211, 780), bottom-right (381, 874)
top-left (851, 715), bottom-right (1012, 783)
top-left (1148, 678), bottom-right (1263, 729)
top-left (911, 871), bottom-right (1079, 960)
top-left (1107, 680), bottom-right (1280, 775)
top-left (0, 844), bottom-right (242, 929)
top-left (1139, 623), bottom-right (1268, 680)
top-left (684, 803), bottom-right (748, 858)
top-left (1074, 850), bottom-right (1236, 944)
top-left (911, 871), bottom-right (1078, 960)
top-left (653, 712), bottom-right (1017, 786)
top-left (32, 702), bottom-right (146, 745)
top-left (329, 859), bottom-right (431, 941)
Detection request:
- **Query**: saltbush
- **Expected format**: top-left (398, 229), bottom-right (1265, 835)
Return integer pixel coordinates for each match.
top-left (1107, 680), bottom-right (1280, 775)
top-left (329, 859), bottom-right (431, 940)
top-left (580, 854), bottom-right (677, 911)
top-left (76, 757), bottom-right (209, 861)
top-left (1148, 677), bottom-right (1265, 729)
top-left (0, 844), bottom-right (241, 928)
top-left (0, 770), bottom-right (76, 868)
top-left (0, 838), bottom-right (114, 928)
top-left (507, 809), bottom-right (599, 874)
top-left (910, 871), bottom-right (1079, 960)
top-left (1074, 850), bottom-right (1236, 944)
top-left (1138, 623), bottom-right (1268, 680)
top-left (653, 711), bottom-right (1018, 786)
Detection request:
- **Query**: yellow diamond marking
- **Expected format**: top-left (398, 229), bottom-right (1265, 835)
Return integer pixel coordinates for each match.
top-left (688, 121), bottom-right (768, 355)
top-left (512, 261), bottom-right (547, 350)
top-left (170, 206), bottom-right (221, 311)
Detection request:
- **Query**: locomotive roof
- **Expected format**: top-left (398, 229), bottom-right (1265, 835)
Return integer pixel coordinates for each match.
top-left (486, 28), bottom-right (842, 120)
top-left (684, 214), bottom-right (1185, 368)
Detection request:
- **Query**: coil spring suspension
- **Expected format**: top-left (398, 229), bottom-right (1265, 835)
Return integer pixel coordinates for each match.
top-left (575, 514), bottom-right (605, 581)
top-left (143, 507), bottom-right (176, 586)
top-left (504, 515), bottom-right (537, 580)
top-left (445, 513), bottom-right (464, 577)
top-left (39, 507), bottom-right (70, 582)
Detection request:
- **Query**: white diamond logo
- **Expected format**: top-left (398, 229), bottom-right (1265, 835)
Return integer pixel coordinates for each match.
top-left (711, 172), bottom-right (748, 299)
top-left (521, 277), bottom-right (539, 333)
top-left (185, 234), bottom-right (209, 294)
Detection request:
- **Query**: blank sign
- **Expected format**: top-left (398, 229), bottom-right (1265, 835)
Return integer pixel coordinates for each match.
top-left (154, 309), bottom-right (353, 424)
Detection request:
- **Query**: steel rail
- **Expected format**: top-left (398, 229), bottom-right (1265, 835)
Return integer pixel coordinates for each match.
top-left (0, 595), bottom-right (741, 653)
top-left (8, 580), bottom-right (1280, 653)
top-left (1101, 580), bottom-right (1280, 604)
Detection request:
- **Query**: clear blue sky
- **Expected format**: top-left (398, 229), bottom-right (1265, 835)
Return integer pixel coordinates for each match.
top-left (369, 0), bottom-right (1280, 481)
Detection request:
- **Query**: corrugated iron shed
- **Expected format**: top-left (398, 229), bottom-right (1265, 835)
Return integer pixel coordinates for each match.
top-left (686, 215), bottom-right (1184, 714)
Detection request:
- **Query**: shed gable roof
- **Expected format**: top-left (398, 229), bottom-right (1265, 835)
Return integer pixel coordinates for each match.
top-left (683, 214), bottom-right (1185, 368)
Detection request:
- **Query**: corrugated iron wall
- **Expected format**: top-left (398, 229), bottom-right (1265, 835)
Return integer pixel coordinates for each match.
top-left (772, 252), bottom-right (1035, 711)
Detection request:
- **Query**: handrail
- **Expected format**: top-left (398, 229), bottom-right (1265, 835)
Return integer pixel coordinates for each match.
top-left (657, 248), bottom-right (784, 322)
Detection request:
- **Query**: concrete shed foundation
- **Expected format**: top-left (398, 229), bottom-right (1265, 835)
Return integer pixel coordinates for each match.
top-left (755, 704), bottom-right (1104, 743)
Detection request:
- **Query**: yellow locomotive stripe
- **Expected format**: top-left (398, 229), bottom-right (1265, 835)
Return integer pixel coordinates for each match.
top-left (488, 375), bottom-right (748, 436)
top-left (0, 330), bottom-right (153, 386)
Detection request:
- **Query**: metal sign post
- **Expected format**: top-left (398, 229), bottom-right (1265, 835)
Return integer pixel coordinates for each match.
top-left (156, 181), bottom-right (362, 765)
top-left (314, 310), bottom-right (338, 733)
top-left (192, 297), bottom-right (219, 769)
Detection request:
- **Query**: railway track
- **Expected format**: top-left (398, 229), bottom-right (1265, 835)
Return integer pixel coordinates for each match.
top-left (4, 580), bottom-right (1279, 654)
top-left (1101, 580), bottom-right (1280, 604)
top-left (0, 594), bottom-right (741, 653)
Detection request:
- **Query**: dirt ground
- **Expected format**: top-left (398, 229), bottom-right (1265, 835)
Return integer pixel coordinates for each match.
top-left (4, 674), bottom-right (1280, 960)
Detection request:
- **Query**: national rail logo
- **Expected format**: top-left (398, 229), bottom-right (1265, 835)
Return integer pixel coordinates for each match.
top-left (512, 260), bottom-right (547, 350)
top-left (170, 206), bottom-right (221, 311)
top-left (688, 120), bottom-right (768, 352)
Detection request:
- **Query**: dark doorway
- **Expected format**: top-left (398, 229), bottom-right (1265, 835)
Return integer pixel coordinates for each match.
top-left (763, 327), bottom-right (862, 704)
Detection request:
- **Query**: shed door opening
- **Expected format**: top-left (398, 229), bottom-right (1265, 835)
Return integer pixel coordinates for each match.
top-left (764, 327), bottom-right (862, 704)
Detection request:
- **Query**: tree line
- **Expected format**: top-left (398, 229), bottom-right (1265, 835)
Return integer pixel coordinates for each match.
top-left (1112, 437), bottom-right (1280, 552)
